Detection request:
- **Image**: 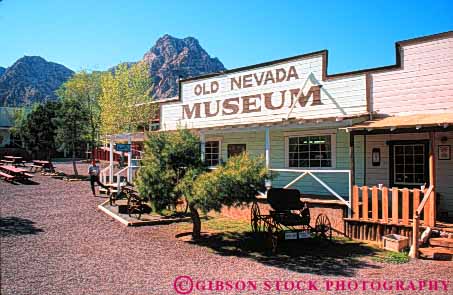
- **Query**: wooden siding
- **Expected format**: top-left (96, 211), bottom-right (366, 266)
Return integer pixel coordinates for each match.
top-left (206, 125), bottom-right (358, 199)
top-left (370, 37), bottom-right (453, 115)
top-left (161, 55), bottom-right (367, 130)
top-left (364, 131), bottom-right (453, 215)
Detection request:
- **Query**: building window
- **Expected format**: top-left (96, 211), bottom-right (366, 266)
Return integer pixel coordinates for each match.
top-left (287, 135), bottom-right (333, 168)
top-left (392, 143), bottom-right (428, 186)
top-left (227, 144), bottom-right (246, 158)
top-left (205, 141), bottom-right (220, 167)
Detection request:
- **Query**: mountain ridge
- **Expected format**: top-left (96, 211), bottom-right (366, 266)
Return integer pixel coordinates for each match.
top-left (0, 35), bottom-right (225, 106)
top-left (142, 34), bottom-right (225, 99)
top-left (0, 56), bottom-right (74, 107)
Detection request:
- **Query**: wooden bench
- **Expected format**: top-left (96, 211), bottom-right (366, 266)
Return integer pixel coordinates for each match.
top-left (22, 173), bottom-right (34, 178)
top-left (29, 164), bottom-right (43, 172)
top-left (0, 171), bottom-right (15, 182)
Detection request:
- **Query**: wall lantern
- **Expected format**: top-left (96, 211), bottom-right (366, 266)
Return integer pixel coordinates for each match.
top-left (372, 148), bottom-right (381, 167)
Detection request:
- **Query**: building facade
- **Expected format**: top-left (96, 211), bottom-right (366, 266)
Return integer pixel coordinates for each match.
top-left (156, 31), bottom-right (453, 225)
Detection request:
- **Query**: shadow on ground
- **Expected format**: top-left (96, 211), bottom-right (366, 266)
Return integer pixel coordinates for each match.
top-left (184, 232), bottom-right (382, 277)
top-left (0, 216), bottom-right (44, 237)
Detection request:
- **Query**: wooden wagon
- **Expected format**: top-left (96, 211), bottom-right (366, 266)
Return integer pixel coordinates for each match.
top-left (251, 188), bottom-right (332, 252)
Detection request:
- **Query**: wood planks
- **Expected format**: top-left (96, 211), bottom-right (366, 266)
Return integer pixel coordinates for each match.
top-left (352, 185), bottom-right (359, 219)
top-left (372, 186), bottom-right (378, 221)
top-left (350, 185), bottom-right (436, 227)
top-left (382, 187), bottom-right (389, 223)
top-left (392, 187), bottom-right (399, 224)
top-left (402, 188), bottom-right (409, 225)
top-left (362, 186), bottom-right (369, 220)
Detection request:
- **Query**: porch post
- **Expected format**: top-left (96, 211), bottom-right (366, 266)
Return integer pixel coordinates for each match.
top-left (127, 135), bottom-right (132, 182)
top-left (200, 132), bottom-right (205, 163)
top-left (429, 132), bottom-right (436, 226)
top-left (109, 139), bottom-right (114, 183)
top-left (265, 127), bottom-right (270, 169)
top-left (348, 133), bottom-right (355, 218)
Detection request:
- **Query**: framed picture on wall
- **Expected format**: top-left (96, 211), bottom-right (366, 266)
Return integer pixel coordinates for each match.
top-left (438, 145), bottom-right (451, 160)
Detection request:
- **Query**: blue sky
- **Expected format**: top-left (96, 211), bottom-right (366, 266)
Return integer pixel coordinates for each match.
top-left (0, 0), bottom-right (452, 73)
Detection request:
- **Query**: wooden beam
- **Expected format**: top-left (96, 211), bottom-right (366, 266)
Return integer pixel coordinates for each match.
top-left (382, 187), bottom-right (389, 223)
top-left (352, 185), bottom-right (359, 219)
top-left (362, 186), bottom-right (368, 220)
top-left (349, 134), bottom-right (355, 218)
top-left (402, 188), bottom-right (409, 225)
top-left (413, 189), bottom-right (420, 218)
top-left (392, 187), bottom-right (399, 224)
top-left (429, 132), bottom-right (436, 226)
top-left (409, 215), bottom-right (420, 258)
top-left (265, 127), bottom-right (270, 170)
top-left (372, 186), bottom-right (378, 221)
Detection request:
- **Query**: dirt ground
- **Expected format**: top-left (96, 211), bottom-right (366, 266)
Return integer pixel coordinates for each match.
top-left (1, 161), bottom-right (452, 295)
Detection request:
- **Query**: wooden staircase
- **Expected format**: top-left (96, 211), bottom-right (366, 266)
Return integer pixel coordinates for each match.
top-left (419, 237), bottom-right (453, 260)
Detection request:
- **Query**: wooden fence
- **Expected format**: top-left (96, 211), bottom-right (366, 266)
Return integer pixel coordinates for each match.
top-left (350, 185), bottom-right (435, 226)
top-left (345, 185), bottom-right (436, 243)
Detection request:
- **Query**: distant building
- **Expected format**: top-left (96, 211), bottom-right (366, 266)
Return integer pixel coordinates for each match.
top-left (0, 107), bottom-right (16, 147)
top-left (0, 107), bottom-right (30, 148)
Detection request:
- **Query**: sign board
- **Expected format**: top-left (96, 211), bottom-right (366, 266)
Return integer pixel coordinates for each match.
top-left (284, 232), bottom-right (298, 240)
top-left (161, 53), bottom-right (367, 130)
top-left (115, 144), bottom-right (131, 152)
top-left (298, 231), bottom-right (311, 239)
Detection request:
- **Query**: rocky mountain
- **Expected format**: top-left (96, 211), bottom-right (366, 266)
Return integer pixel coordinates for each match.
top-left (0, 56), bottom-right (74, 107)
top-left (142, 34), bottom-right (225, 99)
top-left (1, 35), bottom-right (225, 106)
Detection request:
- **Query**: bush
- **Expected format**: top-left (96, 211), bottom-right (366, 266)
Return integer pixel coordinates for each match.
top-left (136, 129), bottom-right (203, 211)
top-left (137, 128), bottom-right (268, 239)
top-left (178, 153), bottom-right (268, 238)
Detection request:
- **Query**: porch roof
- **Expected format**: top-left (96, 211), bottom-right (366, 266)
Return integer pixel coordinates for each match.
top-left (345, 113), bottom-right (453, 132)
top-left (194, 113), bottom-right (370, 132)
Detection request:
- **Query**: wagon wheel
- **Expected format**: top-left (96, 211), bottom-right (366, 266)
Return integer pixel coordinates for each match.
top-left (109, 192), bottom-right (117, 206)
top-left (315, 214), bottom-right (332, 240)
top-left (265, 220), bottom-right (278, 253)
top-left (250, 202), bottom-right (264, 233)
top-left (110, 190), bottom-right (126, 206)
top-left (127, 194), bottom-right (142, 220)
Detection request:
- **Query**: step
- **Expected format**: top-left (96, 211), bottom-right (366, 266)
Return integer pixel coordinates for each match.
top-left (419, 247), bottom-right (453, 260)
top-left (429, 238), bottom-right (453, 248)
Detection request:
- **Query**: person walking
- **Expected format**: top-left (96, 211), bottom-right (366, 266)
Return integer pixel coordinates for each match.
top-left (88, 159), bottom-right (109, 197)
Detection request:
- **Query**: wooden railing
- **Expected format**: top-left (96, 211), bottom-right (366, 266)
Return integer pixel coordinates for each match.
top-left (410, 185), bottom-right (435, 258)
top-left (351, 185), bottom-right (435, 227)
top-left (100, 166), bottom-right (111, 184)
top-left (269, 169), bottom-right (352, 208)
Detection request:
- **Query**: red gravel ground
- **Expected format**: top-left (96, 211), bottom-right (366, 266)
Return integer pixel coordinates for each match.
top-left (1, 162), bottom-right (452, 295)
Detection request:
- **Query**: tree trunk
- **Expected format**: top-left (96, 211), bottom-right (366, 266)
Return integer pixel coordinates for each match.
top-left (189, 203), bottom-right (201, 239)
top-left (72, 144), bottom-right (78, 176)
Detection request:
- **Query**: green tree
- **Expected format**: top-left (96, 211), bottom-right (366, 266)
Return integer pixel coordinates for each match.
top-left (10, 107), bottom-right (29, 148)
top-left (99, 62), bottom-right (157, 136)
top-left (57, 71), bottom-right (103, 161)
top-left (12, 102), bottom-right (61, 160)
top-left (54, 97), bottom-right (89, 176)
top-left (136, 129), bottom-right (204, 211)
top-left (137, 128), bottom-right (268, 239)
top-left (178, 153), bottom-right (267, 238)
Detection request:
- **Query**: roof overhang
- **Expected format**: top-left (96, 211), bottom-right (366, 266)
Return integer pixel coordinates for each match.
top-left (191, 113), bottom-right (370, 133)
top-left (343, 113), bottom-right (453, 134)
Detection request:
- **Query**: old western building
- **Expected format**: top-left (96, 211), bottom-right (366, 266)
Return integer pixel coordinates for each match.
top-left (158, 31), bottom-right (453, 238)
top-left (160, 42), bottom-right (370, 236)
top-left (181, 85), bottom-right (323, 119)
